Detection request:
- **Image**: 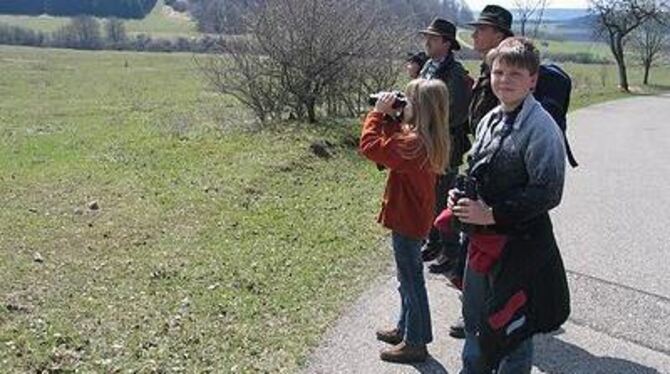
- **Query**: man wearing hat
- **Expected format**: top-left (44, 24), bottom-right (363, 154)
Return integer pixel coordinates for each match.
top-left (468, 4), bottom-right (515, 130)
top-left (439, 5), bottom-right (515, 345)
top-left (416, 17), bottom-right (473, 343)
top-left (460, 5), bottom-right (537, 374)
top-left (417, 18), bottom-right (471, 273)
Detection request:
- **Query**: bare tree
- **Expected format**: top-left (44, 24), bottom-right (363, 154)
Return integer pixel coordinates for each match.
top-left (198, 38), bottom-right (288, 124)
top-left (200, 0), bottom-right (407, 124)
top-left (589, 0), bottom-right (668, 92)
top-left (52, 16), bottom-right (103, 50)
top-left (631, 15), bottom-right (669, 85)
top-left (105, 18), bottom-right (127, 46)
top-left (514, 0), bottom-right (550, 36)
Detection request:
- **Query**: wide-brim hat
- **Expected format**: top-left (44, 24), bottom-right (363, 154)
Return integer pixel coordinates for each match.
top-left (419, 18), bottom-right (461, 51)
top-left (467, 4), bottom-right (514, 37)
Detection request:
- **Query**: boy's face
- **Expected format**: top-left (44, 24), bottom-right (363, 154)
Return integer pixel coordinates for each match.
top-left (491, 59), bottom-right (538, 107)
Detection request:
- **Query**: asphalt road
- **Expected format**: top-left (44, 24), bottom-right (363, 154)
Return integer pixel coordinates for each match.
top-left (304, 94), bottom-right (670, 373)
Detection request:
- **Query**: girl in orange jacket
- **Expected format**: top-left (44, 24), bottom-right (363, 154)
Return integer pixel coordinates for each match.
top-left (359, 78), bottom-right (451, 363)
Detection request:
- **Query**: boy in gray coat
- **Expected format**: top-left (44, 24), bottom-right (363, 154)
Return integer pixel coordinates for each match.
top-left (448, 37), bottom-right (570, 373)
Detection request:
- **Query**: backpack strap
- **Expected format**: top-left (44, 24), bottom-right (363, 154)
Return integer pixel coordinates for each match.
top-left (565, 139), bottom-right (578, 168)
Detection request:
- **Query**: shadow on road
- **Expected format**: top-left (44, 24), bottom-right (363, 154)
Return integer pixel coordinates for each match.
top-left (413, 355), bottom-right (449, 373)
top-left (534, 329), bottom-right (661, 374)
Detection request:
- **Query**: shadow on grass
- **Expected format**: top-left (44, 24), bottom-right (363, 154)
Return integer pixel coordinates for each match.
top-left (534, 329), bottom-right (661, 374)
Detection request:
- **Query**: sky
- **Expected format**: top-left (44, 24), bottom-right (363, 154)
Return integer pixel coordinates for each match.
top-left (467, 0), bottom-right (589, 11)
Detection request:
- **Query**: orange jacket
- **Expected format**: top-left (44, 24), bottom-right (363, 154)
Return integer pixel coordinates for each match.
top-left (359, 111), bottom-right (437, 239)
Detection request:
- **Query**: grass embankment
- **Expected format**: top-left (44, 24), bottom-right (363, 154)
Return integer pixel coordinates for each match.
top-left (0, 0), bottom-right (197, 38)
top-left (1, 44), bottom-right (669, 372)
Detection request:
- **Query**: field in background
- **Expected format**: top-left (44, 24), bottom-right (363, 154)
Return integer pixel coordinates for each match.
top-left (0, 0), bottom-right (197, 38)
top-left (1, 44), bottom-right (670, 372)
top-left (457, 28), bottom-right (611, 62)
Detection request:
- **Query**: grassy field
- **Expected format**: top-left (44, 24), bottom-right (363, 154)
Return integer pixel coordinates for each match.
top-left (457, 28), bottom-right (611, 61)
top-left (1, 45), bottom-right (670, 372)
top-left (459, 59), bottom-right (670, 110)
top-left (0, 45), bottom-right (389, 372)
top-left (0, 0), bottom-right (197, 38)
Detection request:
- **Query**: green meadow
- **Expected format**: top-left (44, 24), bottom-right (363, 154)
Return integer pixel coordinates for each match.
top-left (0, 0), bottom-right (197, 38)
top-left (1, 44), bottom-right (669, 372)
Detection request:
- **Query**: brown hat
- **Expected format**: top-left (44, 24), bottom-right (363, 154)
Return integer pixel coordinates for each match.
top-left (419, 18), bottom-right (461, 51)
top-left (467, 5), bottom-right (514, 37)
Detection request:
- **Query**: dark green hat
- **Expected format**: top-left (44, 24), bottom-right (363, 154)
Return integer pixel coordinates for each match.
top-left (419, 18), bottom-right (461, 51)
top-left (468, 5), bottom-right (514, 37)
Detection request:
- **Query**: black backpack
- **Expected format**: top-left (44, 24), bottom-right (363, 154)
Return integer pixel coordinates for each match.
top-left (534, 64), bottom-right (578, 167)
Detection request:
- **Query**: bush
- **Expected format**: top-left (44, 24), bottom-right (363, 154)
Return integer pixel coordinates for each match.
top-left (543, 51), bottom-right (611, 65)
top-left (200, 0), bottom-right (408, 124)
top-left (171, 0), bottom-right (189, 12)
top-left (0, 24), bottom-right (46, 47)
top-left (51, 16), bottom-right (103, 50)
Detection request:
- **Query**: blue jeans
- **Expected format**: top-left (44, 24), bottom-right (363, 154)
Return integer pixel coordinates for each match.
top-left (461, 258), bottom-right (533, 373)
top-left (392, 232), bottom-right (433, 346)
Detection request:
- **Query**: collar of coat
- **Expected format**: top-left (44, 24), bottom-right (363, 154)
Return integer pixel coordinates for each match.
top-left (489, 94), bottom-right (541, 131)
top-left (431, 53), bottom-right (455, 71)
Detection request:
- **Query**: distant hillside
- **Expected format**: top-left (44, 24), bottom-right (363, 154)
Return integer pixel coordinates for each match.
top-left (534, 8), bottom-right (589, 22)
top-left (473, 8), bottom-right (589, 22)
top-left (559, 14), bottom-right (598, 27)
top-left (0, 0), bottom-right (158, 19)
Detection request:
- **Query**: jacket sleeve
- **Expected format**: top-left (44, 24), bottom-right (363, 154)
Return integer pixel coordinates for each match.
top-left (359, 111), bottom-right (422, 172)
top-left (491, 118), bottom-right (566, 226)
top-left (446, 65), bottom-right (471, 130)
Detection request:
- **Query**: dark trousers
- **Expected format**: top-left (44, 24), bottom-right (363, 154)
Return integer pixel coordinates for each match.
top-left (426, 169), bottom-right (461, 259)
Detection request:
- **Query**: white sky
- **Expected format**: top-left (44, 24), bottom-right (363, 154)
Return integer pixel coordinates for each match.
top-left (468, 0), bottom-right (588, 10)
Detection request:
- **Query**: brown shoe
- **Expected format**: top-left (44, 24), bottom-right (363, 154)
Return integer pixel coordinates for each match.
top-left (375, 328), bottom-right (403, 345)
top-left (380, 341), bottom-right (428, 363)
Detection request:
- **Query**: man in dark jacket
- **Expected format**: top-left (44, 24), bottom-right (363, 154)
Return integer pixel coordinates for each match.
top-left (417, 17), bottom-right (473, 340)
top-left (418, 18), bottom-right (471, 272)
top-left (433, 5), bottom-right (515, 340)
top-left (468, 5), bottom-right (514, 134)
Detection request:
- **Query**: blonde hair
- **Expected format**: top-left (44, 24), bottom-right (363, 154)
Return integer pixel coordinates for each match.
top-left (398, 79), bottom-right (450, 173)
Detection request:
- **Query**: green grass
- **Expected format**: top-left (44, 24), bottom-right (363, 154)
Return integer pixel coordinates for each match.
top-left (0, 15), bottom-right (68, 33)
top-left (0, 0), bottom-right (197, 38)
top-left (0, 45), bottom-right (388, 372)
top-left (1, 44), bottom-right (670, 372)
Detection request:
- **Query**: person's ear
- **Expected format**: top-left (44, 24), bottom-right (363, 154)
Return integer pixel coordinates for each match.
top-left (530, 73), bottom-right (539, 89)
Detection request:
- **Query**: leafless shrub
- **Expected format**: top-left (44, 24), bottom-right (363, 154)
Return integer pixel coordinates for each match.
top-left (199, 0), bottom-right (410, 124)
top-left (630, 15), bottom-right (670, 85)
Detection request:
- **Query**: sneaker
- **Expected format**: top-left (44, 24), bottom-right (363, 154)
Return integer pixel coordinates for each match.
top-left (380, 341), bottom-right (428, 363)
top-left (449, 317), bottom-right (465, 339)
top-left (375, 328), bottom-right (403, 345)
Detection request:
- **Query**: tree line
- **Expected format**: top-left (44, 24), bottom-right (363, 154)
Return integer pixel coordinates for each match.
top-left (184, 0), bottom-right (474, 34)
top-left (0, 17), bottom-right (219, 52)
top-left (0, 0), bottom-right (158, 19)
